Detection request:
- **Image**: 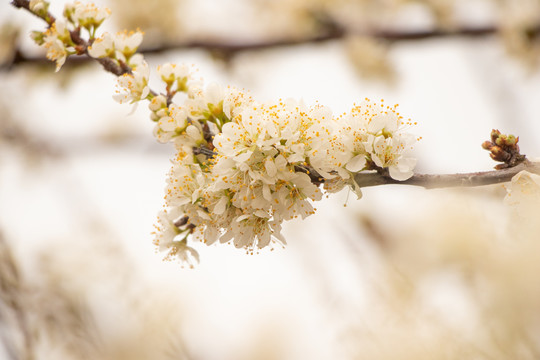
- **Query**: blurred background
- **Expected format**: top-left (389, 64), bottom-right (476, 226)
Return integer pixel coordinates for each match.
top-left (1, 0), bottom-right (540, 359)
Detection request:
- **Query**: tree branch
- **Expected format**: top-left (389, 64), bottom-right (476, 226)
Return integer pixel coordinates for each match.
top-left (354, 161), bottom-right (540, 189)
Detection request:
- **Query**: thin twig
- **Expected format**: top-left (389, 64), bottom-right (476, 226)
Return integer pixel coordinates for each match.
top-left (354, 161), bottom-right (540, 189)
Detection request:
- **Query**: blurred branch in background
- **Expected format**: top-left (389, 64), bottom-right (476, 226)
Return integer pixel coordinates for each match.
top-left (4, 0), bottom-right (540, 78)
top-left (3, 21), bottom-right (540, 72)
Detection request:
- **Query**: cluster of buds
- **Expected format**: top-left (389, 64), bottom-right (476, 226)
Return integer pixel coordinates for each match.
top-left (482, 129), bottom-right (526, 169)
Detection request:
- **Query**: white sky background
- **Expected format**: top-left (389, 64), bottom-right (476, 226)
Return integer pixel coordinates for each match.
top-left (1, 0), bottom-right (540, 359)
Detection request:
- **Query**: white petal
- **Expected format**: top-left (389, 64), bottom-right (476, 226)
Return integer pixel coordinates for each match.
top-left (262, 184), bottom-right (272, 201)
top-left (213, 196), bottom-right (228, 215)
top-left (257, 230), bottom-right (271, 248)
top-left (254, 209), bottom-right (269, 218)
top-left (205, 83), bottom-right (222, 104)
top-left (345, 154), bottom-right (367, 172)
top-left (204, 226), bottom-right (219, 245)
top-left (220, 230), bottom-right (234, 244)
top-left (236, 214), bottom-right (250, 222)
top-left (389, 166), bottom-right (413, 181)
top-left (265, 157), bottom-right (277, 177)
top-left (234, 151), bottom-right (253, 163)
top-left (186, 125), bottom-right (201, 141)
top-left (158, 116), bottom-right (176, 132)
top-left (371, 153), bottom-right (384, 168)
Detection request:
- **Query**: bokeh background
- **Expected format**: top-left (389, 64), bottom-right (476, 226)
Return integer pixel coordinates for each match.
top-left (1, 0), bottom-right (540, 359)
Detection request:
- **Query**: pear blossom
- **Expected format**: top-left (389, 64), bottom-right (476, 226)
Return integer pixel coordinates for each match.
top-left (149, 95), bottom-right (167, 112)
top-left (88, 30), bottom-right (143, 64)
top-left (152, 210), bottom-right (199, 267)
top-left (70, 1), bottom-right (110, 29)
top-left (337, 101), bottom-right (418, 181)
top-left (369, 134), bottom-right (417, 180)
top-left (157, 63), bottom-right (192, 91)
top-left (227, 214), bottom-right (282, 249)
top-left (113, 60), bottom-right (150, 104)
top-left (87, 32), bottom-right (114, 58)
top-left (152, 210), bottom-right (182, 253)
top-left (184, 83), bottom-right (254, 127)
top-left (273, 172), bottom-right (322, 220)
top-left (153, 107), bottom-right (190, 144)
top-left (42, 20), bottom-right (71, 72)
top-left (113, 30), bottom-right (144, 61)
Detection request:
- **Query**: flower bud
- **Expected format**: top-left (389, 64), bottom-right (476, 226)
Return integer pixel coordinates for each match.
top-left (491, 129), bottom-right (501, 143)
top-left (490, 146), bottom-right (510, 162)
top-left (149, 95), bottom-right (167, 112)
top-left (481, 140), bottom-right (493, 150)
top-left (30, 31), bottom-right (46, 45)
top-left (29, 0), bottom-right (49, 17)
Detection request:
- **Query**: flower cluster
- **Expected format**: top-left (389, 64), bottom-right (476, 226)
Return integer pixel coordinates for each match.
top-left (144, 66), bottom-right (418, 266)
top-left (25, 1), bottom-right (418, 266)
top-left (64, 1), bottom-right (111, 32)
top-left (113, 59), bottom-right (149, 104)
top-left (29, 1), bottom-right (113, 71)
top-left (88, 30), bottom-right (144, 66)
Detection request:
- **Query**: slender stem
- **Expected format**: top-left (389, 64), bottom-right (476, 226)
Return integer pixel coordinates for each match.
top-left (354, 161), bottom-right (540, 189)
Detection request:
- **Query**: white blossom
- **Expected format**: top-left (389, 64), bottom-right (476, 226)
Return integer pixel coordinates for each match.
top-left (152, 105), bottom-right (190, 144)
top-left (87, 32), bottom-right (114, 58)
top-left (370, 134), bottom-right (417, 181)
top-left (69, 1), bottom-right (111, 29)
top-left (43, 20), bottom-right (71, 72)
top-left (113, 30), bottom-right (144, 61)
top-left (157, 63), bottom-right (192, 91)
top-left (339, 101), bottom-right (418, 181)
top-left (152, 210), bottom-right (199, 267)
top-left (113, 60), bottom-right (150, 104)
